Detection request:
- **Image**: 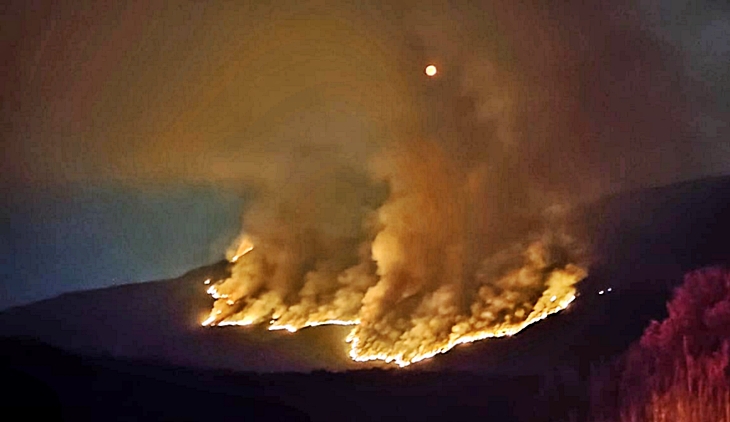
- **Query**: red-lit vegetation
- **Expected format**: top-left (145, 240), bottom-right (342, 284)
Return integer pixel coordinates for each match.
top-left (593, 267), bottom-right (730, 422)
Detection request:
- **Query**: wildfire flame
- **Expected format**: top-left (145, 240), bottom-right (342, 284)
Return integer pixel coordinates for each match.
top-left (202, 235), bottom-right (586, 366)
top-left (229, 235), bottom-right (255, 263)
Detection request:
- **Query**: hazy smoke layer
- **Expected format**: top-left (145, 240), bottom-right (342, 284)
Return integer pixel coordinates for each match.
top-left (5, 0), bottom-right (727, 363)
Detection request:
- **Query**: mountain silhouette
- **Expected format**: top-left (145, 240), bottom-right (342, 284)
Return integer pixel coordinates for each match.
top-left (2, 175), bottom-right (729, 374)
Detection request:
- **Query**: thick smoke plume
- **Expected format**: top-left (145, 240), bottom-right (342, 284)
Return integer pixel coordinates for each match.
top-left (203, 136), bottom-right (588, 363)
top-left (201, 3), bottom-right (601, 362)
top-left (198, 0), bottom-right (726, 365)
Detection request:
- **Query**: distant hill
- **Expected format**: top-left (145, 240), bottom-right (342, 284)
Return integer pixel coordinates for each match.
top-left (432, 175), bottom-right (730, 372)
top-left (0, 259), bottom-right (355, 372)
top-left (2, 175), bottom-right (729, 374)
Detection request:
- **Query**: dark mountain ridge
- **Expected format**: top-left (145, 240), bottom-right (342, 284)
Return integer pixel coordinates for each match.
top-left (2, 175), bottom-right (729, 375)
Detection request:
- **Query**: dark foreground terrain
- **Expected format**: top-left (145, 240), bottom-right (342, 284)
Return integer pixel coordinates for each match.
top-left (1, 336), bottom-right (584, 422)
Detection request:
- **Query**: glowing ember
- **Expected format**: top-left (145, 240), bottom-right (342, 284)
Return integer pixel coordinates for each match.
top-left (229, 235), bottom-right (255, 263)
top-left (201, 315), bottom-right (217, 327)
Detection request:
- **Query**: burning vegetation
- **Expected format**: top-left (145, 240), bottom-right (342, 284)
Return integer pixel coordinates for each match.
top-left (201, 156), bottom-right (588, 368)
top-left (203, 235), bottom-right (584, 366)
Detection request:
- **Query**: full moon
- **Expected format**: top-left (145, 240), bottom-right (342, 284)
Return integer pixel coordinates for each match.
top-left (425, 65), bottom-right (437, 76)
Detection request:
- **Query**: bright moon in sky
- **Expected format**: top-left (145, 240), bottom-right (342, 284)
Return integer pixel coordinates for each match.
top-left (425, 65), bottom-right (437, 76)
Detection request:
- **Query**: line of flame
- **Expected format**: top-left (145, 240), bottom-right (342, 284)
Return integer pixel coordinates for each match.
top-left (202, 238), bottom-right (581, 366)
top-left (201, 273), bottom-right (576, 365)
top-left (345, 293), bottom-right (576, 367)
top-left (231, 245), bottom-right (254, 263)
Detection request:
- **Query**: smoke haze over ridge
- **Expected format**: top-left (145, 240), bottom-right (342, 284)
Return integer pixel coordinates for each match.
top-left (4, 0), bottom-right (728, 193)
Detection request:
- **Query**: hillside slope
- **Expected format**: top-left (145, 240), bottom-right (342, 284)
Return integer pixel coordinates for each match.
top-left (2, 175), bottom-right (729, 373)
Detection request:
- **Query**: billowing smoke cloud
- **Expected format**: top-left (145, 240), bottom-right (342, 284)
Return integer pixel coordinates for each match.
top-left (204, 129), bottom-right (588, 364)
top-left (200, 2), bottom-right (606, 364)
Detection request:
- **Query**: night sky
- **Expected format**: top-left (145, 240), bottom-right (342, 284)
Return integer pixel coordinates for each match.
top-left (2, 0), bottom-right (729, 311)
top-left (1, 184), bottom-right (242, 309)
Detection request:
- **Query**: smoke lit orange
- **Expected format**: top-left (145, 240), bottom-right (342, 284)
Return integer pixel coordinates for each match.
top-left (202, 235), bottom-right (586, 367)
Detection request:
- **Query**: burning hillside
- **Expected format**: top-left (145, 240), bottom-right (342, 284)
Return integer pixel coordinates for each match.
top-left (203, 237), bottom-right (585, 366)
top-left (203, 222), bottom-right (586, 366)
